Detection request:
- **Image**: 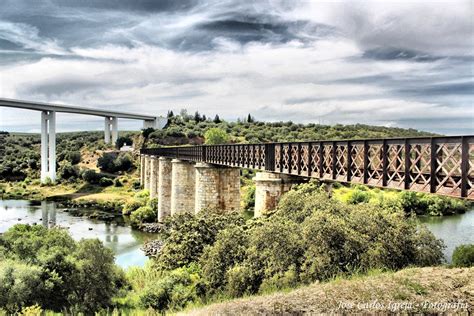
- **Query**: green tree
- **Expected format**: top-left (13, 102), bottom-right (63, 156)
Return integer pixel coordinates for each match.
top-left (204, 128), bottom-right (230, 145)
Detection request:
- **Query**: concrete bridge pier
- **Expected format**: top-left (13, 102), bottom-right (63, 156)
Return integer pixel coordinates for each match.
top-left (140, 154), bottom-right (146, 185)
top-left (171, 159), bottom-right (195, 215)
top-left (253, 172), bottom-right (299, 217)
top-left (144, 155), bottom-right (151, 191)
top-left (195, 163), bottom-right (240, 213)
top-left (157, 157), bottom-right (172, 221)
top-left (40, 110), bottom-right (56, 183)
top-left (149, 156), bottom-right (159, 199)
top-left (103, 116), bottom-right (118, 145)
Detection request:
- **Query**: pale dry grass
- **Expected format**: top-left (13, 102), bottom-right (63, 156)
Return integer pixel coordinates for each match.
top-left (183, 267), bottom-right (473, 315)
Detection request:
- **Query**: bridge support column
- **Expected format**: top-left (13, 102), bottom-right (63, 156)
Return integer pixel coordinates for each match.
top-left (195, 163), bottom-right (240, 213)
top-left (253, 172), bottom-right (297, 217)
top-left (158, 157), bottom-right (172, 221)
top-left (111, 116), bottom-right (118, 145)
top-left (150, 156), bottom-right (159, 199)
top-left (171, 159), bottom-right (195, 215)
top-left (40, 110), bottom-right (56, 183)
top-left (104, 117), bottom-right (112, 144)
top-left (140, 154), bottom-right (146, 186)
top-left (144, 155), bottom-right (151, 191)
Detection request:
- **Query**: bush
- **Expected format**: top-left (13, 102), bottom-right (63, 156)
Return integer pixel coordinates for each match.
top-left (99, 177), bottom-right (114, 187)
top-left (204, 128), bottom-right (230, 145)
top-left (81, 169), bottom-right (105, 184)
top-left (114, 178), bottom-right (123, 187)
top-left (452, 244), bottom-right (474, 267)
top-left (66, 151), bottom-right (81, 165)
top-left (200, 225), bottom-right (249, 292)
top-left (135, 264), bottom-right (203, 312)
top-left (115, 136), bottom-right (133, 149)
top-left (156, 211), bottom-right (245, 271)
top-left (123, 200), bottom-right (146, 215)
top-left (58, 163), bottom-right (79, 180)
top-left (98, 153), bottom-right (134, 173)
top-left (0, 225), bottom-right (125, 313)
top-left (130, 206), bottom-right (156, 226)
top-left (242, 185), bottom-right (255, 210)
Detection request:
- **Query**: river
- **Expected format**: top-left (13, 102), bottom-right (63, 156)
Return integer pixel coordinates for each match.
top-left (0, 200), bottom-right (153, 269)
top-left (1, 200), bottom-right (473, 266)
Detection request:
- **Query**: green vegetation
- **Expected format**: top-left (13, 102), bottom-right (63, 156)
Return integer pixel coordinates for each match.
top-left (0, 225), bottom-right (125, 313)
top-left (119, 182), bottom-right (445, 313)
top-left (333, 185), bottom-right (469, 216)
top-left (204, 127), bottom-right (230, 144)
top-left (97, 152), bottom-right (134, 173)
top-left (146, 111), bottom-right (434, 146)
top-left (452, 244), bottom-right (474, 267)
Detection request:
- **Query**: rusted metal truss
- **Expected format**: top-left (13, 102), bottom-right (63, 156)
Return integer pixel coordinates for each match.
top-left (141, 136), bottom-right (474, 199)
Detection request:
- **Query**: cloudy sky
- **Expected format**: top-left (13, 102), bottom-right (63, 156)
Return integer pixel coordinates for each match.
top-left (0, 0), bottom-right (472, 134)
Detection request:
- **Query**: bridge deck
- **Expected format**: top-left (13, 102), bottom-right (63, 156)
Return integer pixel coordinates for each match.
top-left (0, 98), bottom-right (156, 120)
top-left (142, 135), bottom-right (474, 199)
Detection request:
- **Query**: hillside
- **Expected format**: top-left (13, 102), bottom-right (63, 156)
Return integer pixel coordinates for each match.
top-left (183, 267), bottom-right (473, 315)
top-left (0, 115), bottom-right (435, 181)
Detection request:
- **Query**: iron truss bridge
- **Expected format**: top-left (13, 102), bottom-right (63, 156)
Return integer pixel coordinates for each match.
top-left (142, 135), bottom-right (474, 199)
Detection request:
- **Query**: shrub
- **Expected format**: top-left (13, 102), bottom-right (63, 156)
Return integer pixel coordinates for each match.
top-left (204, 128), bottom-right (230, 145)
top-left (242, 185), bottom-right (255, 210)
top-left (115, 136), bottom-right (133, 149)
top-left (130, 206), bottom-right (156, 226)
top-left (99, 177), bottom-right (114, 187)
top-left (58, 163), bottom-right (79, 180)
top-left (81, 169), bottom-right (105, 184)
top-left (114, 178), bottom-right (123, 187)
top-left (137, 264), bottom-right (203, 312)
top-left (452, 244), bottom-right (474, 267)
top-left (225, 264), bottom-right (258, 297)
top-left (142, 128), bottom-right (155, 139)
top-left (66, 151), bottom-right (81, 165)
top-left (200, 225), bottom-right (249, 292)
top-left (156, 211), bottom-right (245, 271)
top-left (0, 225), bottom-right (125, 313)
top-left (98, 153), bottom-right (134, 173)
top-left (123, 200), bottom-right (146, 215)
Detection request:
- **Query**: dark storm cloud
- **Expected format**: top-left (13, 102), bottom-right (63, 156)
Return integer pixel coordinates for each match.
top-left (362, 47), bottom-right (440, 62)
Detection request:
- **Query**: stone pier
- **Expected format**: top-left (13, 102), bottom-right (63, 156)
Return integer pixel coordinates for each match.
top-left (254, 172), bottom-right (299, 217)
top-left (158, 157), bottom-right (172, 221)
top-left (171, 159), bottom-right (195, 215)
top-left (195, 163), bottom-right (240, 213)
top-left (140, 155), bottom-right (146, 186)
top-left (149, 156), bottom-right (159, 199)
top-left (144, 155), bottom-right (151, 191)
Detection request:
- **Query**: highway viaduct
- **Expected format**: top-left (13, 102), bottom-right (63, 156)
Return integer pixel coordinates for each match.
top-left (0, 98), bottom-right (166, 182)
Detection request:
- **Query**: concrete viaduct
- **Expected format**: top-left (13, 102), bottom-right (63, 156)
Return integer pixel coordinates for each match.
top-left (0, 98), bottom-right (166, 182)
top-left (141, 135), bottom-right (474, 219)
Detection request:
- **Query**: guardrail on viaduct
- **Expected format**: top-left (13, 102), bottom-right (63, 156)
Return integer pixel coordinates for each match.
top-left (141, 135), bottom-right (474, 199)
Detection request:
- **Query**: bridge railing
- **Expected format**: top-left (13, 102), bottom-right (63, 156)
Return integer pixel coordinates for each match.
top-left (141, 135), bottom-right (474, 199)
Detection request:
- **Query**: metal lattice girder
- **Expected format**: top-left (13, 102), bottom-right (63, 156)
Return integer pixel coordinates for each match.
top-left (141, 135), bottom-right (474, 200)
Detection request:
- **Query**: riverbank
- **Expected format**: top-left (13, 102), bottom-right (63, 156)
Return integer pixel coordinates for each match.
top-left (182, 267), bottom-right (473, 315)
top-left (0, 178), bottom-right (137, 213)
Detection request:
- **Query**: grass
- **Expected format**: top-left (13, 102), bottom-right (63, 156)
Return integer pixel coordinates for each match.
top-left (181, 267), bottom-right (473, 315)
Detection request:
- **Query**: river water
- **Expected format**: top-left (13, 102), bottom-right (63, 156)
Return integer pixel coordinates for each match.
top-left (419, 208), bottom-right (474, 262)
top-left (0, 200), bottom-right (152, 269)
top-left (1, 200), bottom-right (473, 266)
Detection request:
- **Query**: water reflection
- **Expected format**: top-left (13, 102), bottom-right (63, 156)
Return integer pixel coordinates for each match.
top-left (0, 200), bottom-right (153, 269)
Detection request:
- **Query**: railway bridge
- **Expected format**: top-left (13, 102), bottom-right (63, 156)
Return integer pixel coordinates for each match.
top-left (141, 135), bottom-right (474, 218)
